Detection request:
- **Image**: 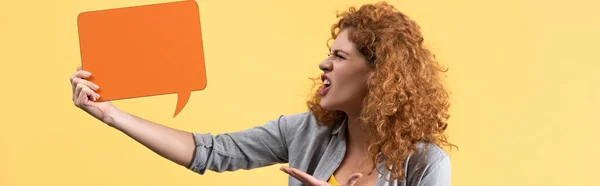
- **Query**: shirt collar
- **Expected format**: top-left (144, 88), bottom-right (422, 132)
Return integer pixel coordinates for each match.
top-left (328, 115), bottom-right (394, 179)
top-left (330, 117), bottom-right (347, 139)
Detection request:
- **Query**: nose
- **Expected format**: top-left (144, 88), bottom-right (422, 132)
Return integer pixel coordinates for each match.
top-left (319, 59), bottom-right (332, 72)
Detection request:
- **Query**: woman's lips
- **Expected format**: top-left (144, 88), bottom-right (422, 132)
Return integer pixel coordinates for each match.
top-left (319, 85), bottom-right (330, 96)
top-left (320, 74), bottom-right (331, 96)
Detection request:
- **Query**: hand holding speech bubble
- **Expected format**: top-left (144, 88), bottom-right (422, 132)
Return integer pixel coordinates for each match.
top-left (77, 0), bottom-right (206, 118)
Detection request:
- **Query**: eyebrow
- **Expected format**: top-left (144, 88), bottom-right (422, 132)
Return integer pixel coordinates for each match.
top-left (329, 48), bottom-right (350, 56)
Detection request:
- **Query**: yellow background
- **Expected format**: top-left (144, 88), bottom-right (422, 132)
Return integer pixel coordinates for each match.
top-left (1, 0), bottom-right (599, 185)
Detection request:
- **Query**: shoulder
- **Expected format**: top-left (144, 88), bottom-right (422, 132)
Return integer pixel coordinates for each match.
top-left (275, 110), bottom-right (318, 132)
top-left (277, 111), bottom-right (314, 125)
top-left (274, 110), bottom-right (332, 141)
top-left (403, 142), bottom-right (451, 185)
top-left (409, 142), bottom-right (450, 166)
top-left (276, 110), bottom-right (332, 131)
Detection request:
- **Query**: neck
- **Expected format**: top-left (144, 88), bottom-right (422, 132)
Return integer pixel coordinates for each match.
top-left (345, 112), bottom-right (370, 152)
top-left (345, 111), bottom-right (376, 174)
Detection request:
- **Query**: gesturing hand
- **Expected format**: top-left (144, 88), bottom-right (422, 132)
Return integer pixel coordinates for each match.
top-left (70, 66), bottom-right (118, 124)
top-left (280, 166), bottom-right (363, 186)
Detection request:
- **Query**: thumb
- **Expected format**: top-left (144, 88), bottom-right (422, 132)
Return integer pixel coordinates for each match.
top-left (344, 173), bottom-right (363, 186)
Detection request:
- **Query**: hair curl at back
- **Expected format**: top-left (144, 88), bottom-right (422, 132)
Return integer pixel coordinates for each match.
top-left (306, 1), bottom-right (456, 181)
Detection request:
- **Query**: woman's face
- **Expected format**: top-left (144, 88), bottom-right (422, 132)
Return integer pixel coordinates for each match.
top-left (318, 28), bottom-right (374, 115)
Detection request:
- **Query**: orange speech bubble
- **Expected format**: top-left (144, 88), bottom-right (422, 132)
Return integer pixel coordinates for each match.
top-left (77, 0), bottom-right (206, 118)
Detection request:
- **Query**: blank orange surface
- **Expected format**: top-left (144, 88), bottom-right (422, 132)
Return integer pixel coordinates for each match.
top-left (77, 0), bottom-right (206, 117)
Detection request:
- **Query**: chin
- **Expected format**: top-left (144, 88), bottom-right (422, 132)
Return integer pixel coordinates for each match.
top-left (319, 99), bottom-right (337, 111)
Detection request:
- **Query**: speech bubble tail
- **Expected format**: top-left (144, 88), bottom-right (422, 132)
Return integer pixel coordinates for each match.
top-left (174, 91), bottom-right (191, 118)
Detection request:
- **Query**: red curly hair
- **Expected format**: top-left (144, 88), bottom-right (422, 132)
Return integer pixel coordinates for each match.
top-left (306, 1), bottom-right (455, 181)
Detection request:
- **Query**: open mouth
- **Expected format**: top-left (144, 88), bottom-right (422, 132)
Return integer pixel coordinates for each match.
top-left (320, 75), bottom-right (331, 96)
top-left (323, 79), bottom-right (331, 87)
top-left (321, 74), bottom-right (331, 88)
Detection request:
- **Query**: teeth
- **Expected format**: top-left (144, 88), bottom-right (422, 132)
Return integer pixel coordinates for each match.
top-left (323, 79), bottom-right (331, 85)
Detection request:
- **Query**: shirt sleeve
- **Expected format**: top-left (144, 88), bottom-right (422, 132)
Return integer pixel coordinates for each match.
top-left (405, 142), bottom-right (452, 186)
top-left (416, 155), bottom-right (451, 186)
top-left (187, 113), bottom-right (307, 174)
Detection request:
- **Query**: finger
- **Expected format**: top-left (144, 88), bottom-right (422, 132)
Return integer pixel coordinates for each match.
top-left (70, 70), bottom-right (92, 84)
top-left (77, 66), bottom-right (82, 71)
top-left (74, 82), bottom-right (84, 102)
top-left (285, 167), bottom-right (310, 184)
top-left (71, 74), bottom-right (98, 101)
top-left (290, 170), bottom-right (312, 184)
top-left (70, 70), bottom-right (92, 91)
top-left (73, 78), bottom-right (100, 91)
top-left (75, 83), bottom-right (99, 106)
top-left (280, 167), bottom-right (310, 185)
top-left (280, 167), bottom-right (304, 183)
top-left (77, 85), bottom-right (100, 107)
top-left (75, 85), bottom-right (90, 107)
top-left (287, 167), bottom-right (321, 185)
top-left (343, 173), bottom-right (363, 186)
top-left (73, 79), bottom-right (100, 101)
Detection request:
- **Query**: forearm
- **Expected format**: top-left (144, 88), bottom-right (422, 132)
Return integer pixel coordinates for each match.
top-left (107, 109), bottom-right (196, 168)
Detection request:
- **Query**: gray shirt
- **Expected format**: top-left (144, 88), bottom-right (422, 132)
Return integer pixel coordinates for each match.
top-left (187, 111), bottom-right (451, 186)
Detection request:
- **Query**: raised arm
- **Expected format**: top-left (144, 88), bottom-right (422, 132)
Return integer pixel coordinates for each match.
top-left (187, 114), bottom-right (303, 174)
top-left (109, 109), bottom-right (197, 167)
top-left (70, 66), bottom-right (300, 172)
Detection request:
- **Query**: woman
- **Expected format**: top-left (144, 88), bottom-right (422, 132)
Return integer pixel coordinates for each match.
top-left (70, 2), bottom-right (454, 186)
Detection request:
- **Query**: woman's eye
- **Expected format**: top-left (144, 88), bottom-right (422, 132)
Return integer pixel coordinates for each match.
top-left (327, 51), bottom-right (345, 60)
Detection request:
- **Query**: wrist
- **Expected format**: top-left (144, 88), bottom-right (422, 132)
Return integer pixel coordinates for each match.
top-left (104, 106), bottom-right (126, 128)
